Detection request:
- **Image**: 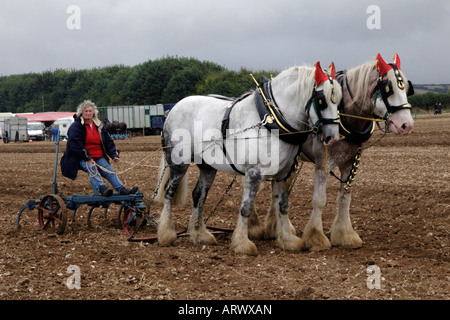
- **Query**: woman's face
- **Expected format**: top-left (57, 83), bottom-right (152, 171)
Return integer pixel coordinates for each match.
top-left (82, 106), bottom-right (94, 122)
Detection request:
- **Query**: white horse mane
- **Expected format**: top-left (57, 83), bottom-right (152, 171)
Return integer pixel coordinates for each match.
top-left (345, 59), bottom-right (409, 113)
top-left (277, 65), bottom-right (342, 106)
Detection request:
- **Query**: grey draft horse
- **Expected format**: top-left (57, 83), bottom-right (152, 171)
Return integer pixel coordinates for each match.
top-left (154, 62), bottom-right (343, 255)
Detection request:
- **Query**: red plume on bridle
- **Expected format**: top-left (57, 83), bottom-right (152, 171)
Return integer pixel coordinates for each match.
top-left (376, 53), bottom-right (393, 77)
top-left (393, 53), bottom-right (401, 69)
top-left (314, 61), bottom-right (330, 86)
top-left (328, 62), bottom-right (337, 79)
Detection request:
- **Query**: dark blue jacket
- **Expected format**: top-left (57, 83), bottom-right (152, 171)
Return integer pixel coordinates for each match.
top-left (60, 117), bottom-right (119, 180)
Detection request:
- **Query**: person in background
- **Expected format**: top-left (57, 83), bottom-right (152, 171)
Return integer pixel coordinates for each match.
top-left (52, 126), bottom-right (59, 141)
top-left (60, 100), bottom-right (138, 196)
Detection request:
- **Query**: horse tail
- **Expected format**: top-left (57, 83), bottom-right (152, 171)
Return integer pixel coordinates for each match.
top-left (154, 154), bottom-right (189, 206)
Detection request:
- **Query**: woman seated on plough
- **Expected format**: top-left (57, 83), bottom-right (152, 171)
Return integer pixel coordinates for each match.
top-left (61, 100), bottom-right (138, 197)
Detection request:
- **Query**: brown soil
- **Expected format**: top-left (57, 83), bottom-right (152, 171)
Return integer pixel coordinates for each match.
top-left (0, 116), bottom-right (448, 301)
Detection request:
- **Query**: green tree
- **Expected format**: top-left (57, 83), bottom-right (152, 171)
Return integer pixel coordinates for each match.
top-left (197, 68), bottom-right (276, 97)
top-left (0, 56), bottom-right (285, 113)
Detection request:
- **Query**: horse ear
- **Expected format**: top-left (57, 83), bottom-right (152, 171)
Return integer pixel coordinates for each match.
top-left (314, 61), bottom-right (329, 86)
top-left (376, 53), bottom-right (393, 77)
top-left (393, 53), bottom-right (401, 69)
top-left (328, 62), bottom-right (336, 79)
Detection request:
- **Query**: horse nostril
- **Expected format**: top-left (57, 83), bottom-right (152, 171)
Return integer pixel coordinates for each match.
top-left (402, 123), bottom-right (407, 130)
top-left (324, 136), bottom-right (332, 144)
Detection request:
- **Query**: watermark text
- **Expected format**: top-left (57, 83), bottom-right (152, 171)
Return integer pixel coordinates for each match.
top-left (66, 5), bottom-right (81, 30)
top-left (366, 5), bottom-right (381, 30)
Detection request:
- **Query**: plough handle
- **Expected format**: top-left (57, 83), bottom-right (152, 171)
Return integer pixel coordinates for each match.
top-left (52, 129), bottom-right (60, 195)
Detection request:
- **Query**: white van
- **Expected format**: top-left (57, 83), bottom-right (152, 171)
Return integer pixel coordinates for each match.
top-left (53, 117), bottom-right (74, 139)
top-left (27, 122), bottom-right (45, 141)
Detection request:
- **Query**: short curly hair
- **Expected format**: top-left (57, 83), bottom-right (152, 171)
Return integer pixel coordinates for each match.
top-left (76, 100), bottom-right (99, 119)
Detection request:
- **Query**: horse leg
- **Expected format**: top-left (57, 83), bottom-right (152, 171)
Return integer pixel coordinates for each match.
top-left (231, 167), bottom-right (262, 255)
top-left (157, 164), bottom-right (189, 246)
top-left (302, 168), bottom-right (332, 251)
top-left (264, 180), bottom-right (296, 239)
top-left (272, 180), bottom-right (303, 252)
top-left (188, 164), bottom-right (218, 245)
top-left (330, 161), bottom-right (363, 248)
top-left (245, 181), bottom-right (265, 240)
top-left (247, 207), bottom-right (265, 240)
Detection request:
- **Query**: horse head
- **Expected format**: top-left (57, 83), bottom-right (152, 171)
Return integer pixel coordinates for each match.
top-left (310, 61), bottom-right (342, 146)
top-left (103, 119), bottom-right (117, 134)
top-left (117, 122), bottom-right (127, 134)
top-left (372, 53), bottom-right (414, 134)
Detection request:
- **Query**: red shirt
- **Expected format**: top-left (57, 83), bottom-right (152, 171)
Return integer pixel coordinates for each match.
top-left (85, 123), bottom-right (104, 159)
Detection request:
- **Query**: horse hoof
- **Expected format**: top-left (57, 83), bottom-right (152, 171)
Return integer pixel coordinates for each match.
top-left (157, 229), bottom-right (177, 247)
top-left (190, 230), bottom-right (217, 246)
top-left (231, 239), bottom-right (258, 256)
top-left (278, 235), bottom-right (304, 253)
top-left (302, 229), bottom-right (332, 252)
top-left (330, 230), bottom-right (363, 248)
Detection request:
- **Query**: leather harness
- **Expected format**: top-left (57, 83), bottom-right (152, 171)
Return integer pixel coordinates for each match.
top-left (220, 75), bottom-right (336, 178)
top-left (335, 71), bottom-right (376, 145)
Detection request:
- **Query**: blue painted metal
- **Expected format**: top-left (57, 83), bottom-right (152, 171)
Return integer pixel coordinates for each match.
top-left (16, 129), bottom-right (147, 234)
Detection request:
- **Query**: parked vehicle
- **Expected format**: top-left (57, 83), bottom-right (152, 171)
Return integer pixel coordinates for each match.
top-left (53, 116), bottom-right (74, 139)
top-left (98, 104), bottom-right (175, 135)
top-left (27, 121), bottom-right (45, 141)
top-left (3, 116), bottom-right (28, 143)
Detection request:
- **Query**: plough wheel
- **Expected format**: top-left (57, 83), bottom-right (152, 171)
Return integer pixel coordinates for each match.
top-left (38, 194), bottom-right (67, 235)
top-left (121, 206), bottom-right (136, 235)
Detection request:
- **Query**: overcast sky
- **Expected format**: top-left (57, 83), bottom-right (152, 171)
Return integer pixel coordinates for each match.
top-left (0, 0), bottom-right (449, 84)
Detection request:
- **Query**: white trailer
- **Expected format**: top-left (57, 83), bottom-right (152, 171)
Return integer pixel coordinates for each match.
top-left (3, 116), bottom-right (28, 143)
top-left (53, 116), bottom-right (74, 139)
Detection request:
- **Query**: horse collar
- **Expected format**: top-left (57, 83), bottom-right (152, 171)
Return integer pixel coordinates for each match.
top-left (339, 114), bottom-right (375, 144)
top-left (254, 77), bottom-right (310, 145)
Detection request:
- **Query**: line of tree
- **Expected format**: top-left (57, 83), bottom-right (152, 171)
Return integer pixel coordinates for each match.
top-left (0, 56), bottom-right (274, 114)
top-left (407, 91), bottom-right (450, 111)
top-left (0, 55), bottom-right (447, 113)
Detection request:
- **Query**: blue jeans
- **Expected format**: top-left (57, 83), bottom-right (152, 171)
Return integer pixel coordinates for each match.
top-left (80, 158), bottom-right (124, 193)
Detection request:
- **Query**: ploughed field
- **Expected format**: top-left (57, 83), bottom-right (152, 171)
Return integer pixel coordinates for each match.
top-left (0, 116), bottom-right (448, 300)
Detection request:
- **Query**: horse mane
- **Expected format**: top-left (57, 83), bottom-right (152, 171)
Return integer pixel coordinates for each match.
top-left (344, 59), bottom-right (409, 114)
top-left (344, 60), bottom-right (378, 113)
top-left (277, 65), bottom-right (342, 105)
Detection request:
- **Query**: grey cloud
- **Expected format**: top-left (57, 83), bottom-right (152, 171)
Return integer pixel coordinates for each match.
top-left (0, 0), bottom-right (448, 83)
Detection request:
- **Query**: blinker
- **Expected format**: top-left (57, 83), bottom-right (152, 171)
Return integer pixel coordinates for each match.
top-left (383, 80), bottom-right (393, 98)
top-left (315, 91), bottom-right (328, 111)
top-left (407, 80), bottom-right (414, 96)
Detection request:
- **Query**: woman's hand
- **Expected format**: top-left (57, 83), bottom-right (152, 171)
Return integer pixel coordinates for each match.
top-left (113, 157), bottom-right (120, 162)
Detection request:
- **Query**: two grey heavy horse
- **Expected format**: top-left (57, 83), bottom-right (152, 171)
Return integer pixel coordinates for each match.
top-left (155, 62), bottom-right (342, 255)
